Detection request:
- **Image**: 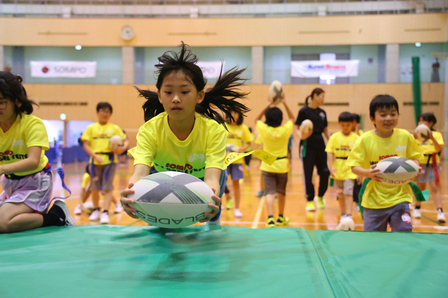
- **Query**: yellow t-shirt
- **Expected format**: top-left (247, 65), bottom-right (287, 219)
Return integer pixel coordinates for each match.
top-left (81, 122), bottom-right (126, 165)
top-left (256, 120), bottom-right (293, 173)
top-left (227, 124), bottom-right (253, 164)
top-left (325, 131), bottom-right (359, 180)
top-left (347, 129), bottom-right (423, 209)
top-left (0, 114), bottom-right (49, 176)
top-left (416, 131), bottom-right (444, 164)
top-left (133, 112), bottom-right (226, 179)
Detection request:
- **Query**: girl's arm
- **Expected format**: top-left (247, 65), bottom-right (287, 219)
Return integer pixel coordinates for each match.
top-left (0, 146), bottom-right (42, 176)
top-left (238, 141), bottom-right (251, 153)
top-left (202, 167), bottom-right (222, 221)
top-left (120, 164), bottom-right (151, 218)
top-left (323, 127), bottom-right (330, 141)
top-left (429, 132), bottom-right (443, 152)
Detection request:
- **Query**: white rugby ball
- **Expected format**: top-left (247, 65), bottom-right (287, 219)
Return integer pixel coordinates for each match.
top-left (109, 135), bottom-right (124, 150)
top-left (336, 216), bottom-right (355, 231)
top-left (268, 80), bottom-right (284, 106)
top-left (415, 124), bottom-right (431, 142)
top-left (300, 119), bottom-right (313, 134)
top-left (376, 156), bottom-right (419, 185)
top-left (128, 172), bottom-right (214, 228)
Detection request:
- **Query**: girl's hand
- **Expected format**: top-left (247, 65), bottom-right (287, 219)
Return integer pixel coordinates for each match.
top-left (367, 164), bottom-right (382, 182)
top-left (200, 188), bottom-right (222, 223)
top-left (416, 166), bottom-right (424, 179)
top-left (301, 129), bottom-right (313, 140)
top-left (330, 167), bottom-right (337, 177)
top-left (120, 183), bottom-right (138, 219)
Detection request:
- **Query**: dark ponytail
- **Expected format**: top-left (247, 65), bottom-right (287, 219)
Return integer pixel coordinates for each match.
top-left (136, 42), bottom-right (250, 124)
top-left (196, 66), bottom-right (250, 125)
top-left (0, 71), bottom-right (37, 115)
top-left (305, 87), bottom-right (325, 106)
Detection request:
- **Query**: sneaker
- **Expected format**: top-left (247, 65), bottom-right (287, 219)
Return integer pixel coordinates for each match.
top-left (74, 204), bottom-right (82, 215)
top-left (266, 217), bottom-right (275, 228)
top-left (53, 200), bottom-right (76, 226)
top-left (256, 190), bottom-right (266, 198)
top-left (234, 209), bottom-right (243, 218)
top-left (437, 210), bottom-right (446, 223)
top-left (100, 212), bottom-right (110, 224)
top-left (306, 201), bottom-right (316, 212)
top-left (226, 199), bottom-right (233, 210)
top-left (114, 202), bottom-right (123, 213)
top-left (89, 209), bottom-right (100, 221)
top-left (412, 208), bottom-right (422, 218)
top-left (315, 196), bottom-right (325, 209)
top-left (276, 216), bottom-right (290, 226)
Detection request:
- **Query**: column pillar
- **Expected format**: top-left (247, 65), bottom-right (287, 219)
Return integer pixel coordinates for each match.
top-left (252, 46), bottom-right (264, 84)
top-left (122, 47), bottom-right (134, 84)
top-left (385, 44), bottom-right (399, 83)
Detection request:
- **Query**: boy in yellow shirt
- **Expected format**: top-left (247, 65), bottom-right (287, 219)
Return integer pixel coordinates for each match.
top-left (255, 99), bottom-right (295, 227)
top-left (81, 102), bottom-right (128, 224)
top-left (326, 112), bottom-right (359, 230)
top-left (347, 95), bottom-right (423, 232)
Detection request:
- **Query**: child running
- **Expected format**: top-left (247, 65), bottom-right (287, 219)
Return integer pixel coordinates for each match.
top-left (412, 113), bottom-right (445, 223)
top-left (0, 71), bottom-right (75, 233)
top-left (347, 95), bottom-right (423, 232)
top-left (326, 112), bottom-right (359, 230)
top-left (120, 42), bottom-right (249, 224)
top-left (255, 99), bottom-right (295, 227)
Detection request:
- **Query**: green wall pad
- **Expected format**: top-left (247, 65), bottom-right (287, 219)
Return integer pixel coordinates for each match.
top-left (1, 226), bottom-right (447, 298)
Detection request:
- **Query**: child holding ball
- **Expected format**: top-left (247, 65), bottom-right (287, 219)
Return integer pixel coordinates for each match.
top-left (412, 113), bottom-right (445, 223)
top-left (120, 42), bottom-right (250, 224)
top-left (347, 95), bottom-right (423, 232)
top-left (0, 71), bottom-right (75, 233)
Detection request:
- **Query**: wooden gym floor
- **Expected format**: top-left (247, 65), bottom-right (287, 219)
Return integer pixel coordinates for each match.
top-left (52, 155), bottom-right (448, 234)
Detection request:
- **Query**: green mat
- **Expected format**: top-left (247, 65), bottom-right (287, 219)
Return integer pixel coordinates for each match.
top-left (0, 226), bottom-right (447, 298)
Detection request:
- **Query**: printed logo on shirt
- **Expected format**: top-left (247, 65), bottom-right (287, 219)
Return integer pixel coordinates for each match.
top-left (156, 162), bottom-right (205, 175)
top-left (106, 129), bottom-right (114, 134)
top-left (12, 140), bottom-right (24, 148)
top-left (369, 154), bottom-right (398, 165)
top-left (395, 146), bottom-right (407, 152)
top-left (319, 112), bottom-right (326, 120)
top-left (93, 133), bottom-right (111, 140)
top-left (0, 150), bottom-right (27, 161)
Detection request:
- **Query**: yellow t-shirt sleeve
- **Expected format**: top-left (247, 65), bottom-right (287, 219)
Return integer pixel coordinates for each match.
top-left (407, 136), bottom-right (423, 162)
top-left (116, 127), bottom-right (126, 140)
top-left (347, 138), bottom-right (366, 168)
top-left (81, 125), bottom-right (92, 142)
top-left (133, 126), bottom-right (157, 168)
top-left (325, 134), bottom-right (335, 153)
top-left (242, 125), bottom-right (254, 143)
top-left (25, 117), bottom-right (49, 150)
top-left (205, 125), bottom-right (226, 170)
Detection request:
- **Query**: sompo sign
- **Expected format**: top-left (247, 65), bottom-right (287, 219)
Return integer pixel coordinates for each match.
top-left (30, 61), bottom-right (97, 78)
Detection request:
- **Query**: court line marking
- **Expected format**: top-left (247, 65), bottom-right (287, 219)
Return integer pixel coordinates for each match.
top-left (251, 196), bottom-right (265, 229)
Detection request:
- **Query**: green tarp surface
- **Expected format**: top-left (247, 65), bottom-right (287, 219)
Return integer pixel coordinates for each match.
top-left (0, 226), bottom-right (447, 298)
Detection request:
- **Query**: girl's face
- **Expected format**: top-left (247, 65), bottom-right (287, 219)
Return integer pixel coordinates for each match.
top-left (313, 92), bottom-right (325, 106)
top-left (0, 93), bottom-right (19, 123)
top-left (158, 71), bottom-right (204, 123)
top-left (419, 119), bottom-right (434, 129)
top-left (229, 111), bottom-right (239, 125)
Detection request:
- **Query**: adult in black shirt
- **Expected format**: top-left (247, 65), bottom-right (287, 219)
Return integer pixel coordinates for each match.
top-left (295, 88), bottom-right (330, 212)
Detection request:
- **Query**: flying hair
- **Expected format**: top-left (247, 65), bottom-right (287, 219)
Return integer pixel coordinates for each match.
top-left (136, 42), bottom-right (250, 123)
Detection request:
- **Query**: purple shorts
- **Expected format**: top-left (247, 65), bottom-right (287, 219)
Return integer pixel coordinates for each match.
top-left (227, 163), bottom-right (244, 181)
top-left (0, 171), bottom-right (54, 213)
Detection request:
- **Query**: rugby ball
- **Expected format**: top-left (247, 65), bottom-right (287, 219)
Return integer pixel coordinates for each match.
top-left (376, 156), bottom-right (419, 185)
top-left (300, 119), bottom-right (313, 134)
top-left (268, 80), bottom-right (284, 106)
top-left (415, 124), bottom-right (431, 142)
top-left (109, 135), bottom-right (124, 150)
top-left (128, 172), bottom-right (214, 228)
top-left (336, 216), bottom-right (355, 231)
